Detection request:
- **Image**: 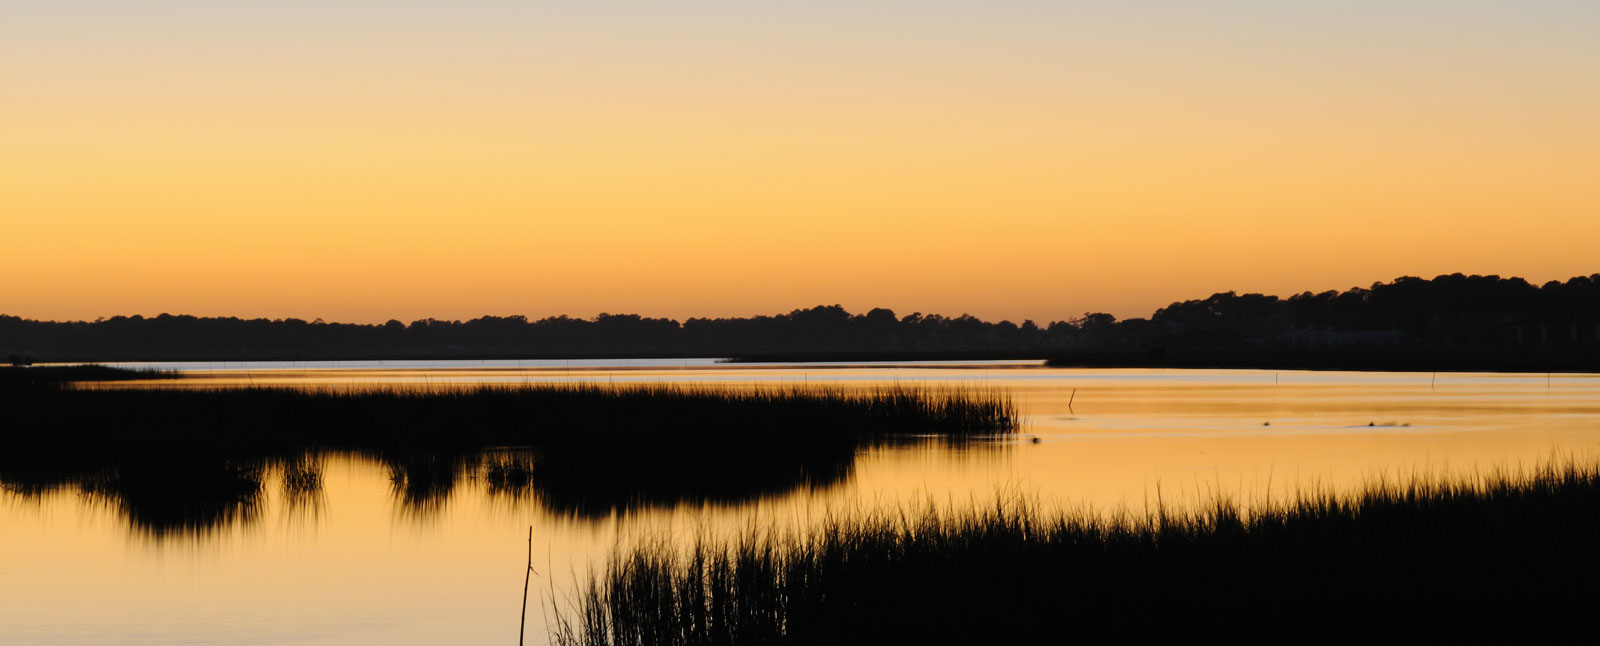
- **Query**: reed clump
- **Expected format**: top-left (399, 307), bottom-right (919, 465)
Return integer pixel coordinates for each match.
top-left (484, 453), bottom-right (537, 496)
top-left (280, 456), bottom-right (324, 495)
top-left (554, 461), bottom-right (1600, 645)
top-left (82, 459), bottom-right (269, 537)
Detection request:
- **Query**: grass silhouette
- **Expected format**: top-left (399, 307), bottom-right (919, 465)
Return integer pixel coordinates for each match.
top-left (0, 383), bottom-right (1017, 533)
top-left (553, 461), bottom-right (1600, 644)
top-left (0, 364), bottom-right (177, 388)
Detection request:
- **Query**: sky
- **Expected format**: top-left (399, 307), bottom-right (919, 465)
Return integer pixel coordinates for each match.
top-left (4, 1), bottom-right (1598, 324)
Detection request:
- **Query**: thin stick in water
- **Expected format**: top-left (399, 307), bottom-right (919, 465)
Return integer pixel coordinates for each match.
top-left (520, 525), bottom-right (534, 646)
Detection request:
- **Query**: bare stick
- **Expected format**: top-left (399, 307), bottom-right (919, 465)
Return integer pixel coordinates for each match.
top-left (520, 525), bottom-right (533, 646)
top-left (1068, 388), bottom-right (1077, 413)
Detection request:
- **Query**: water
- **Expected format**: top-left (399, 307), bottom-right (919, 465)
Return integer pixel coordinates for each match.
top-left (5, 363), bottom-right (1599, 644)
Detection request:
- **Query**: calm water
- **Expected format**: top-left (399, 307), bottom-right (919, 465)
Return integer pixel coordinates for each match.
top-left (5, 362), bottom-right (1600, 645)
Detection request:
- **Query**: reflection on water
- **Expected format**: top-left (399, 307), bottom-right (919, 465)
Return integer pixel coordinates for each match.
top-left (4, 364), bottom-right (1600, 645)
top-left (4, 439), bottom-right (991, 538)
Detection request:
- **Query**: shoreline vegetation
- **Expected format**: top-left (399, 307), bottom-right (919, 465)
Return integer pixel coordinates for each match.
top-left (0, 364), bottom-right (179, 387)
top-left (0, 379), bottom-right (1017, 533)
top-left (553, 461), bottom-right (1600, 644)
top-left (4, 273), bottom-right (1597, 371)
top-left (10, 350), bottom-right (1600, 375)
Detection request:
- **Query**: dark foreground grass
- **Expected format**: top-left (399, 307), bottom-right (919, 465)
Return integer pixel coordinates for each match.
top-left (0, 383), bottom-right (1016, 533)
top-left (554, 462), bottom-right (1600, 644)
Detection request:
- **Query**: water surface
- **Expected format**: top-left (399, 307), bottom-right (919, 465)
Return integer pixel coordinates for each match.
top-left (5, 363), bottom-right (1598, 644)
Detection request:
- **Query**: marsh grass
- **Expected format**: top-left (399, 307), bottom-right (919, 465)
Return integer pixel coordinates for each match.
top-left (484, 453), bottom-right (537, 497)
top-left (280, 455), bottom-right (324, 495)
top-left (278, 454), bottom-right (326, 520)
top-left (83, 460), bottom-right (267, 537)
top-left (0, 383), bottom-right (1016, 532)
top-left (553, 461), bottom-right (1600, 644)
top-left (0, 364), bottom-right (178, 388)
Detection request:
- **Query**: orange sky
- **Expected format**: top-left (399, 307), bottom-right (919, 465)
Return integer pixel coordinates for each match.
top-left (4, 2), bottom-right (1597, 324)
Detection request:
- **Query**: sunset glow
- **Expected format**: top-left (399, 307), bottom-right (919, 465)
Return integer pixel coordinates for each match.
top-left (5, 1), bottom-right (1597, 323)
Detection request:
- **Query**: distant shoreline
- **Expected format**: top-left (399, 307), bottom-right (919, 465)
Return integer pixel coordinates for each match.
top-left (8, 273), bottom-right (1598, 370)
top-left (15, 347), bottom-right (1600, 374)
top-left (1039, 346), bottom-right (1600, 374)
top-left (19, 351), bottom-right (715, 364)
top-left (726, 348), bottom-right (1600, 373)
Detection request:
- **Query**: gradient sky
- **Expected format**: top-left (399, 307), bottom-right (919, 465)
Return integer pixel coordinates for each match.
top-left (5, 1), bottom-right (1598, 324)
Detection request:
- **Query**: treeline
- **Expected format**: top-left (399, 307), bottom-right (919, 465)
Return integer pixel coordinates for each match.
top-left (1128, 272), bottom-right (1600, 348)
top-left (2, 273), bottom-right (1598, 362)
top-left (0, 308), bottom-right (1075, 362)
